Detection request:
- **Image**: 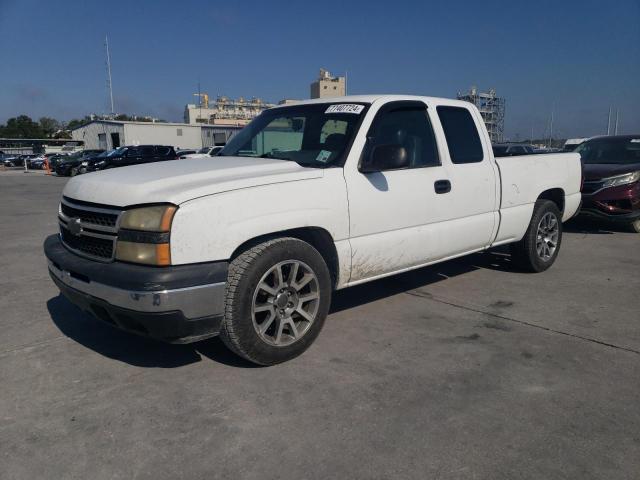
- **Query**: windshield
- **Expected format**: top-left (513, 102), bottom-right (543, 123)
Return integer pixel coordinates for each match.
top-left (107, 147), bottom-right (126, 157)
top-left (219, 102), bottom-right (369, 167)
top-left (576, 138), bottom-right (640, 165)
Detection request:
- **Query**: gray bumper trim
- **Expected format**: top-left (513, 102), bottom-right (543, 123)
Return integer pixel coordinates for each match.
top-left (48, 260), bottom-right (225, 320)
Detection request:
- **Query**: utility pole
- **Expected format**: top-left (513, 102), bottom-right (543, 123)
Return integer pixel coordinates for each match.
top-left (606, 106), bottom-right (611, 135)
top-left (614, 109), bottom-right (619, 135)
top-left (531, 124), bottom-right (534, 144)
top-left (548, 104), bottom-right (555, 148)
top-left (105, 36), bottom-right (114, 115)
top-left (345, 70), bottom-right (348, 95)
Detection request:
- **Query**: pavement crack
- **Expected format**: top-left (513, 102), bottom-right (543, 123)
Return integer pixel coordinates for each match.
top-left (405, 290), bottom-right (640, 356)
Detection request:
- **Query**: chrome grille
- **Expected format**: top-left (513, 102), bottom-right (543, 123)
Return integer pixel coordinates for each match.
top-left (60, 202), bottom-right (117, 228)
top-left (58, 197), bottom-right (122, 261)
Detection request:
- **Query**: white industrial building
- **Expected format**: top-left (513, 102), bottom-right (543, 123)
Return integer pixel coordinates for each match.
top-left (184, 95), bottom-right (275, 126)
top-left (71, 120), bottom-right (242, 151)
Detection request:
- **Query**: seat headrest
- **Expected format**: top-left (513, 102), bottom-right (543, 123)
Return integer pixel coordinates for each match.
top-left (324, 133), bottom-right (347, 150)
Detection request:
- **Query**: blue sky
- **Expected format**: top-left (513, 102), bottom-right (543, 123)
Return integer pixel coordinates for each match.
top-left (0, 0), bottom-right (638, 139)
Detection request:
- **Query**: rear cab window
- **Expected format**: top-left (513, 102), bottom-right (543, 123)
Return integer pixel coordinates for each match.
top-left (436, 106), bottom-right (484, 164)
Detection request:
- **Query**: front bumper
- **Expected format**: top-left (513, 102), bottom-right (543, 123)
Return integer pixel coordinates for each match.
top-left (44, 234), bottom-right (228, 343)
top-left (55, 165), bottom-right (74, 176)
top-left (578, 207), bottom-right (640, 223)
top-left (580, 183), bottom-right (640, 224)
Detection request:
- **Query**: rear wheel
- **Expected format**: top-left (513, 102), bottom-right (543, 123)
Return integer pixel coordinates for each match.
top-left (629, 219), bottom-right (640, 233)
top-left (220, 237), bottom-right (332, 365)
top-left (510, 200), bottom-right (563, 272)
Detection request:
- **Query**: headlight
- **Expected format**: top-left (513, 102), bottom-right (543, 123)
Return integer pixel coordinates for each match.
top-left (602, 171), bottom-right (640, 189)
top-left (120, 205), bottom-right (177, 232)
top-left (116, 205), bottom-right (177, 266)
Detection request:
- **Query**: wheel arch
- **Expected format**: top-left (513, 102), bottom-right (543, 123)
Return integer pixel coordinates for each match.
top-left (229, 227), bottom-right (340, 288)
top-left (537, 188), bottom-right (565, 214)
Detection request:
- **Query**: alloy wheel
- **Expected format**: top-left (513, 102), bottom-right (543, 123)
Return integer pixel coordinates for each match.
top-left (251, 260), bottom-right (320, 347)
top-left (536, 212), bottom-right (559, 261)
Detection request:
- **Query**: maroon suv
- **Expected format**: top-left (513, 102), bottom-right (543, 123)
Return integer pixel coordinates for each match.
top-left (576, 136), bottom-right (640, 232)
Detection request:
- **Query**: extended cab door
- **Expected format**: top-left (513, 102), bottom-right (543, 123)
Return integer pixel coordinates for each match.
top-left (344, 100), bottom-right (498, 284)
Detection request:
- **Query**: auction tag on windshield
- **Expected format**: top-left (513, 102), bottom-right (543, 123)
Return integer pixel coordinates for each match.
top-left (631, 139), bottom-right (640, 143)
top-left (325, 104), bottom-right (364, 114)
top-left (316, 150), bottom-right (332, 163)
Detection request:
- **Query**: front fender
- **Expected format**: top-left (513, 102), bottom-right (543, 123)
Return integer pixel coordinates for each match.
top-left (169, 171), bottom-right (349, 265)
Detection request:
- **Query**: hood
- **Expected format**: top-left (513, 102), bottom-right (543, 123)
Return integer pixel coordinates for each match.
top-left (63, 156), bottom-right (324, 207)
top-left (582, 162), bottom-right (640, 181)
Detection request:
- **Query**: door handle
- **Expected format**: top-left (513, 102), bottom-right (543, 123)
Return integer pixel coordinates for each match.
top-left (434, 179), bottom-right (451, 194)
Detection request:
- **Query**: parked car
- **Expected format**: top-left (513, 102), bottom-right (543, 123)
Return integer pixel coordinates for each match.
top-left (20, 154), bottom-right (38, 168)
top-left (576, 135), bottom-right (640, 232)
top-left (176, 149), bottom-right (197, 158)
top-left (85, 145), bottom-right (178, 171)
top-left (5, 155), bottom-right (32, 167)
top-left (54, 152), bottom-right (85, 176)
top-left (1, 154), bottom-right (19, 167)
top-left (181, 145), bottom-right (224, 159)
top-left (563, 138), bottom-right (588, 151)
top-left (492, 143), bottom-right (536, 157)
top-left (53, 149), bottom-right (107, 176)
top-left (46, 153), bottom-right (68, 170)
top-left (29, 154), bottom-right (48, 169)
top-left (44, 95), bottom-right (581, 365)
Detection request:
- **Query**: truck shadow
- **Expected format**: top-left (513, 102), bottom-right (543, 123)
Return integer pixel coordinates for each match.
top-left (47, 249), bottom-right (516, 368)
top-left (331, 248), bottom-right (514, 313)
top-left (47, 296), bottom-right (258, 369)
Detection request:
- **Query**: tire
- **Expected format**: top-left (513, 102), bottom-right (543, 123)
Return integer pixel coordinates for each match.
top-left (220, 237), bottom-right (332, 365)
top-left (69, 168), bottom-right (77, 177)
top-left (629, 219), bottom-right (640, 233)
top-left (510, 200), bottom-right (563, 273)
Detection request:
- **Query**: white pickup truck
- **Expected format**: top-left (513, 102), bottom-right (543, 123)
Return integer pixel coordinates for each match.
top-left (45, 95), bottom-right (582, 365)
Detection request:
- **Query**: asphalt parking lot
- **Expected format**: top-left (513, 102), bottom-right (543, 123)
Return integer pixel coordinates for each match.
top-left (1, 169), bottom-right (639, 479)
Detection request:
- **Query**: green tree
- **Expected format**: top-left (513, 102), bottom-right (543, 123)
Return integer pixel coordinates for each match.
top-left (39, 117), bottom-right (61, 137)
top-left (66, 116), bottom-right (92, 130)
top-left (0, 115), bottom-right (45, 138)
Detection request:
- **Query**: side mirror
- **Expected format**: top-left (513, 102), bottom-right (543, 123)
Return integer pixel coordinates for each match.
top-left (361, 144), bottom-right (408, 173)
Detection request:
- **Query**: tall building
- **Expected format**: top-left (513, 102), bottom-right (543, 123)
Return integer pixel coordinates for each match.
top-left (184, 95), bottom-right (276, 126)
top-left (457, 86), bottom-right (506, 143)
top-left (310, 69), bottom-right (346, 99)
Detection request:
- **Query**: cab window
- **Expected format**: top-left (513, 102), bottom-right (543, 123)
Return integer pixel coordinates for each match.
top-left (437, 106), bottom-right (484, 164)
top-left (364, 101), bottom-right (440, 169)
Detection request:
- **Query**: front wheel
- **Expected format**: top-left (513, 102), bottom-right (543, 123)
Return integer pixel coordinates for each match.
top-left (510, 200), bottom-right (563, 272)
top-left (629, 219), bottom-right (640, 233)
top-left (220, 237), bottom-right (332, 365)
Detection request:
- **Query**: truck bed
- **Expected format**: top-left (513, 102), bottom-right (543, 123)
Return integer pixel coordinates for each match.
top-left (492, 152), bottom-right (582, 245)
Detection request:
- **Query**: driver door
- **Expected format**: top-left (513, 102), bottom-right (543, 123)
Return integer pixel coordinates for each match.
top-left (344, 100), bottom-right (497, 283)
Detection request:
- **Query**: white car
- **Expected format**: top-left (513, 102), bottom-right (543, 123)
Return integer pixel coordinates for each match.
top-left (180, 145), bottom-right (224, 159)
top-left (45, 95), bottom-right (581, 365)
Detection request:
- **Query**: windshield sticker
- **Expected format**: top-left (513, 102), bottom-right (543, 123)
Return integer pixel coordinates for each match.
top-left (316, 150), bottom-right (332, 163)
top-left (631, 139), bottom-right (640, 143)
top-left (325, 104), bottom-right (364, 114)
